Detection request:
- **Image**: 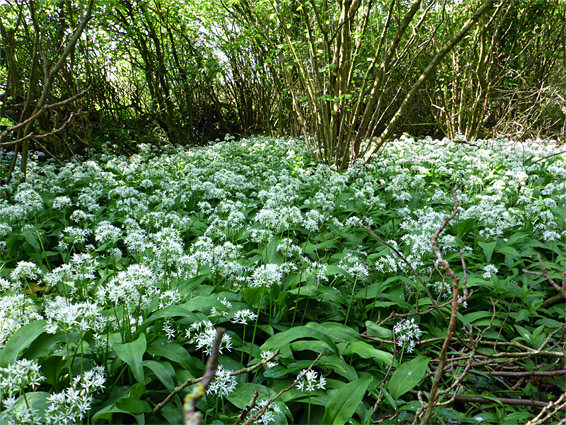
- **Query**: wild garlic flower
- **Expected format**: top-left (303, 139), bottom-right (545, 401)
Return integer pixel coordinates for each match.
top-left (0, 222), bottom-right (13, 238)
top-left (482, 264), bottom-right (498, 279)
top-left (276, 238), bottom-right (302, 258)
top-left (44, 297), bottom-right (106, 334)
top-left (251, 264), bottom-right (282, 288)
top-left (260, 351), bottom-right (278, 369)
top-left (44, 366), bottom-right (105, 425)
top-left (94, 221), bottom-right (122, 244)
top-left (296, 369), bottom-right (326, 392)
top-left (338, 252), bottom-right (369, 281)
top-left (0, 277), bottom-right (12, 292)
top-left (186, 320), bottom-right (232, 355)
top-left (206, 365), bottom-right (237, 398)
top-left (0, 359), bottom-right (45, 395)
top-left (158, 290), bottom-right (182, 309)
top-left (231, 309), bottom-right (258, 325)
top-left (1, 396), bottom-right (36, 424)
top-left (53, 196), bottom-right (72, 209)
top-left (14, 189), bottom-right (43, 212)
top-left (246, 399), bottom-right (282, 424)
top-left (10, 261), bottom-right (42, 287)
top-left (59, 226), bottom-right (91, 247)
top-left (0, 295), bottom-right (43, 347)
top-left (393, 318), bottom-right (422, 353)
top-left (96, 264), bottom-right (157, 309)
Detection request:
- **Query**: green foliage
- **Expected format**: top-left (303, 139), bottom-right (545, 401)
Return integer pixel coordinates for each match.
top-left (0, 135), bottom-right (565, 424)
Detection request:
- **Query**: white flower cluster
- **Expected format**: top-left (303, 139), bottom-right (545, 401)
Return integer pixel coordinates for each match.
top-left (186, 320), bottom-right (233, 355)
top-left (44, 366), bottom-right (106, 425)
top-left (482, 264), bottom-right (498, 280)
top-left (296, 368), bottom-right (326, 392)
top-left (206, 365), bottom-right (237, 398)
top-left (0, 359), bottom-right (45, 396)
top-left (44, 297), bottom-right (106, 334)
top-left (251, 264), bottom-right (282, 288)
top-left (393, 318), bottom-right (423, 353)
top-left (246, 399), bottom-right (282, 424)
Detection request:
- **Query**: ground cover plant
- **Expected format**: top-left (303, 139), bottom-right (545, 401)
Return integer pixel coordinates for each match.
top-left (0, 135), bottom-right (565, 424)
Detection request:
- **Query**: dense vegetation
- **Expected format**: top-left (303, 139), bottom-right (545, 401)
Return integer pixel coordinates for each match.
top-left (0, 135), bottom-right (564, 424)
top-left (1, 0), bottom-right (565, 424)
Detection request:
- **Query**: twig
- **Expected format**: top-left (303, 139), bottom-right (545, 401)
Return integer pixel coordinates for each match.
top-left (183, 327), bottom-right (225, 425)
top-left (149, 338), bottom-right (280, 418)
top-left (409, 390), bottom-right (556, 409)
top-left (420, 185), bottom-right (460, 425)
top-left (470, 369), bottom-right (566, 378)
top-left (526, 391), bottom-right (566, 424)
top-left (238, 352), bottom-right (324, 425)
top-left (532, 149), bottom-right (566, 163)
top-left (0, 111), bottom-right (80, 147)
top-left (234, 390), bottom-right (259, 425)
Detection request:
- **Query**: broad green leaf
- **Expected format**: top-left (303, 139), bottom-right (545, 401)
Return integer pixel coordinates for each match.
top-left (495, 245), bottom-right (520, 259)
top-left (291, 340), bottom-right (335, 354)
top-left (113, 334), bottom-right (146, 385)
top-left (343, 341), bottom-right (392, 365)
top-left (479, 241), bottom-right (497, 263)
top-left (322, 376), bottom-right (371, 425)
top-left (22, 230), bottom-right (41, 251)
top-left (260, 326), bottom-right (338, 354)
top-left (0, 320), bottom-right (47, 367)
top-left (94, 384), bottom-right (150, 422)
top-left (289, 285), bottom-right (347, 304)
top-left (141, 305), bottom-right (199, 330)
top-left (306, 322), bottom-right (362, 343)
top-left (318, 355), bottom-right (358, 381)
top-left (365, 321), bottom-right (393, 339)
top-left (388, 356), bottom-right (430, 398)
top-left (147, 338), bottom-right (195, 371)
top-left (143, 360), bottom-right (176, 392)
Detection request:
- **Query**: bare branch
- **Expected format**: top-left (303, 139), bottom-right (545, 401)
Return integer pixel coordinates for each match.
top-left (420, 185), bottom-right (460, 425)
top-left (149, 345), bottom-right (280, 418)
top-left (238, 352), bottom-right (324, 425)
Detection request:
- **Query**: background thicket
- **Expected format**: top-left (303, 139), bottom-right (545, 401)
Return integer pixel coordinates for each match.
top-left (1, 0), bottom-right (565, 174)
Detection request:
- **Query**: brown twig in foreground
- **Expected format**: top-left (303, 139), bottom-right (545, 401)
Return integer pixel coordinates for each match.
top-left (183, 327), bottom-right (225, 425)
top-left (419, 185), bottom-right (460, 425)
top-left (238, 352), bottom-right (324, 425)
top-left (149, 332), bottom-right (280, 419)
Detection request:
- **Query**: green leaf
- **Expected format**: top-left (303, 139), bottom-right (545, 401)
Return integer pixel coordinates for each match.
top-left (318, 355), bottom-right (358, 381)
top-left (147, 338), bottom-right (194, 371)
top-left (388, 356), bottom-right (430, 399)
top-left (365, 321), bottom-right (392, 339)
top-left (322, 376), bottom-right (372, 425)
top-left (260, 326), bottom-right (338, 355)
top-left (22, 230), bottom-right (41, 251)
top-left (0, 320), bottom-right (46, 367)
top-left (306, 322), bottom-right (362, 343)
top-left (343, 341), bottom-right (392, 365)
top-left (94, 384), bottom-right (150, 422)
top-left (113, 334), bottom-right (147, 385)
top-left (479, 241), bottom-right (497, 263)
top-left (143, 360), bottom-right (176, 392)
